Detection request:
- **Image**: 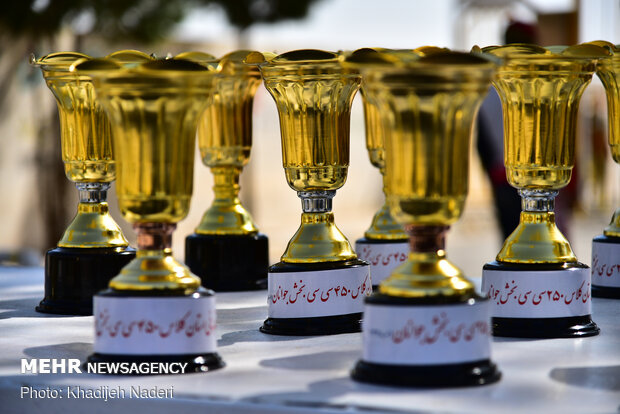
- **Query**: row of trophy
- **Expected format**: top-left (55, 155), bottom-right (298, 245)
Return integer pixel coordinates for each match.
top-left (29, 40), bottom-right (619, 385)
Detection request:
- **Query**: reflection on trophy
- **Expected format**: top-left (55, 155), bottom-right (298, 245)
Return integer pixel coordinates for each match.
top-left (355, 78), bottom-right (409, 287)
top-left (250, 50), bottom-right (371, 335)
top-left (31, 51), bottom-right (146, 315)
top-left (76, 56), bottom-right (224, 373)
top-left (480, 44), bottom-right (610, 337)
top-left (185, 50), bottom-right (269, 291)
top-left (346, 47), bottom-right (500, 387)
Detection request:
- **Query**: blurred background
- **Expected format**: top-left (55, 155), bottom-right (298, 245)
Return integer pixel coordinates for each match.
top-left (0, 0), bottom-right (618, 278)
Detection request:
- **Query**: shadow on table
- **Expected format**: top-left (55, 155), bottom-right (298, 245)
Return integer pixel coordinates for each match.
top-left (0, 298), bottom-right (78, 320)
top-left (217, 306), bottom-right (345, 346)
top-left (23, 342), bottom-right (92, 361)
top-left (549, 365), bottom-right (620, 391)
top-left (0, 342), bottom-right (92, 375)
top-left (241, 377), bottom-right (442, 413)
top-left (218, 327), bottom-right (319, 347)
top-left (259, 350), bottom-right (356, 371)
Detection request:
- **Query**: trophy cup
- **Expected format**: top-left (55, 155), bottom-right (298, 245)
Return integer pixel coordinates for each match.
top-left (249, 50), bottom-right (371, 335)
top-left (76, 56), bottom-right (224, 373)
top-left (355, 81), bottom-right (409, 287)
top-left (480, 44), bottom-right (610, 337)
top-left (185, 50), bottom-right (269, 291)
top-left (588, 41), bottom-right (620, 299)
top-left (346, 47), bottom-right (500, 387)
top-left (31, 51), bottom-right (148, 315)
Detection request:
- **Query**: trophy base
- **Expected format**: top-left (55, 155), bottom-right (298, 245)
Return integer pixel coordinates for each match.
top-left (351, 359), bottom-right (500, 388)
top-left (37, 246), bottom-right (136, 316)
top-left (89, 287), bottom-right (224, 375)
top-left (482, 261), bottom-right (599, 338)
top-left (490, 315), bottom-right (599, 338)
top-left (591, 234), bottom-right (620, 299)
top-left (185, 233), bottom-right (268, 291)
top-left (261, 259), bottom-right (370, 336)
top-left (355, 237), bottom-right (408, 288)
top-left (353, 293), bottom-right (500, 387)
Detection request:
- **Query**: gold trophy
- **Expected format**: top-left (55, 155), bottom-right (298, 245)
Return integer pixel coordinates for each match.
top-left (587, 41), bottom-right (620, 299)
top-left (31, 51), bottom-right (147, 315)
top-left (346, 47), bottom-right (500, 387)
top-left (249, 50), bottom-right (371, 335)
top-left (355, 74), bottom-right (409, 287)
top-left (480, 44), bottom-right (610, 337)
top-left (185, 50), bottom-right (269, 291)
top-left (75, 55), bottom-right (224, 373)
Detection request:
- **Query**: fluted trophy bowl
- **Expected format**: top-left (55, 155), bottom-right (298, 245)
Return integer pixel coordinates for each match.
top-left (75, 56), bottom-right (218, 293)
top-left (347, 47), bottom-right (496, 299)
top-left (31, 50), bottom-right (149, 314)
top-left (251, 49), bottom-right (361, 263)
top-left (480, 43), bottom-right (611, 263)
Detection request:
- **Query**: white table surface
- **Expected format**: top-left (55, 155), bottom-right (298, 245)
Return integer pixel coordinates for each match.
top-left (0, 266), bottom-right (619, 414)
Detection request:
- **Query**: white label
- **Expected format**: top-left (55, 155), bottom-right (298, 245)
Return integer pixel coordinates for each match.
top-left (362, 302), bottom-right (491, 365)
top-left (482, 268), bottom-right (591, 318)
top-left (592, 241), bottom-right (620, 288)
top-left (356, 241), bottom-right (409, 285)
top-left (267, 266), bottom-right (371, 318)
top-left (94, 295), bottom-right (217, 355)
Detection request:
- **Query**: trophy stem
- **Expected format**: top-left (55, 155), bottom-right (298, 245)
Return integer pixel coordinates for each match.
top-left (212, 166), bottom-right (241, 203)
top-left (520, 189), bottom-right (556, 212)
top-left (280, 190), bottom-right (357, 263)
top-left (134, 222), bottom-right (175, 252)
top-left (194, 166), bottom-right (258, 235)
top-left (405, 224), bottom-right (448, 256)
top-left (58, 182), bottom-right (128, 249)
top-left (300, 190), bottom-right (334, 213)
top-left (77, 182), bottom-right (110, 203)
top-left (496, 188), bottom-right (576, 263)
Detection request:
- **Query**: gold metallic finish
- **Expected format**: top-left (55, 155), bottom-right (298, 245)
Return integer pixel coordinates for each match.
top-left (380, 226), bottom-right (474, 298)
top-left (499, 211), bottom-right (576, 263)
top-left (34, 52), bottom-right (114, 183)
top-left (256, 49), bottom-right (361, 263)
top-left (482, 44), bottom-right (611, 262)
top-left (281, 212), bottom-right (356, 263)
top-left (32, 51), bottom-right (151, 248)
top-left (586, 41), bottom-right (620, 237)
top-left (346, 47), bottom-right (495, 298)
top-left (82, 59), bottom-right (215, 224)
top-left (76, 57), bottom-right (218, 291)
top-left (108, 223), bottom-right (200, 292)
top-left (58, 201), bottom-right (128, 248)
top-left (605, 208), bottom-right (620, 237)
top-left (259, 50), bottom-right (360, 192)
top-left (361, 87), bottom-right (407, 241)
top-left (195, 51), bottom-right (262, 236)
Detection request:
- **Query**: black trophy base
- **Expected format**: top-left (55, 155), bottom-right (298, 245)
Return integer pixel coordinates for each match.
top-left (37, 246), bottom-right (136, 316)
top-left (591, 234), bottom-right (620, 299)
top-left (260, 260), bottom-right (367, 336)
top-left (490, 315), bottom-right (599, 338)
top-left (483, 261), bottom-right (599, 338)
top-left (88, 287), bottom-right (225, 375)
top-left (86, 352), bottom-right (224, 375)
top-left (353, 293), bottom-right (500, 387)
top-left (351, 359), bottom-right (501, 388)
top-left (185, 233), bottom-right (268, 291)
top-left (592, 285), bottom-right (620, 299)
